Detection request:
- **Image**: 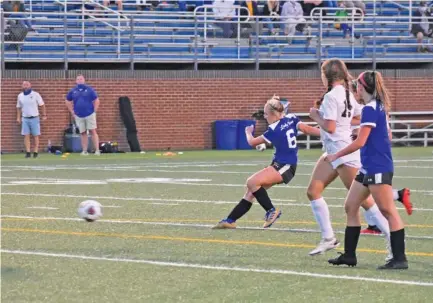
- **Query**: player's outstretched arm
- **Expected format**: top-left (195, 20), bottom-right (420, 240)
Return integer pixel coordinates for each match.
top-left (245, 125), bottom-right (266, 148)
top-left (298, 123), bottom-right (321, 137)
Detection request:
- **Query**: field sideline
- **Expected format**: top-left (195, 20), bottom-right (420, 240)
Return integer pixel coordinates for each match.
top-left (1, 147), bottom-right (433, 302)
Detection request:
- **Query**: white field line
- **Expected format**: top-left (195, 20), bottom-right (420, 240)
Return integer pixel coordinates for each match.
top-left (1, 177), bottom-right (432, 193)
top-left (151, 203), bottom-right (180, 206)
top-left (3, 192), bottom-right (433, 212)
top-left (2, 215), bottom-right (433, 241)
top-left (2, 249), bottom-right (433, 286)
top-left (2, 168), bottom-right (433, 180)
top-left (26, 207), bottom-right (58, 210)
top-left (2, 158), bottom-right (433, 170)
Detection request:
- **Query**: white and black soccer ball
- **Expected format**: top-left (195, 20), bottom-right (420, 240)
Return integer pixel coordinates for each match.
top-left (256, 143), bottom-right (267, 152)
top-left (78, 200), bottom-right (102, 222)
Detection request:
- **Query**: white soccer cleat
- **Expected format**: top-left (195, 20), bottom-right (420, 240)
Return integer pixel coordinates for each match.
top-left (309, 238), bottom-right (340, 256)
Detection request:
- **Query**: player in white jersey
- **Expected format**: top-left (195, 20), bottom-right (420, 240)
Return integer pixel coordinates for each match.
top-left (306, 59), bottom-right (403, 258)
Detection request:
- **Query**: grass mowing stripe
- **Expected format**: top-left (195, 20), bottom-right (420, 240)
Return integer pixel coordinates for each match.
top-left (2, 215), bottom-right (433, 240)
top-left (2, 227), bottom-right (433, 257)
top-left (2, 193), bottom-right (432, 212)
top-left (2, 249), bottom-right (433, 287)
top-left (3, 216), bottom-right (433, 229)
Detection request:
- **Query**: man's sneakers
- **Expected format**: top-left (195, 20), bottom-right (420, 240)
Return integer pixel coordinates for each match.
top-left (212, 219), bottom-right (237, 229)
top-left (263, 208), bottom-right (282, 228)
top-left (328, 252), bottom-right (357, 267)
top-left (377, 258), bottom-right (408, 270)
top-left (360, 225), bottom-right (382, 235)
top-left (309, 237), bottom-right (340, 256)
top-left (398, 188), bottom-right (413, 215)
top-left (80, 151), bottom-right (89, 156)
top-left (94, 150), bottom-right (101, 156)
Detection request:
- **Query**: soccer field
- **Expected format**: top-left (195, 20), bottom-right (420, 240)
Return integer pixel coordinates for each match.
top-left (1, 148), bottom-right (433, 303)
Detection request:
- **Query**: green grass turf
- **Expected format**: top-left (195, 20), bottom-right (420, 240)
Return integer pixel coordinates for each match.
top-left (1, 147), bottom-right (433, 302)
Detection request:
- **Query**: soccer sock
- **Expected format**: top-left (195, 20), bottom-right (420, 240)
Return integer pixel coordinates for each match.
top-left (310, 197), bottom-right (334, 239)
top-left (227, 199), bottom-right (252, 222)
top-left (344, 226), bottom-right (361, 257)
top-left (363, 209), bottom-right (376, 227)
top-left (393, 189), bottom-right (399, 201)
top-left (366, 204), bottom-right (390, 237)
top-left (391, 229), bottom-right (407, 262)
top-left (252, 187), bottom-right (274, 212)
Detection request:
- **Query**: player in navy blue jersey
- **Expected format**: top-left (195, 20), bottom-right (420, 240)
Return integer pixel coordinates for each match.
top-left (213, 96), bottom-right (320, 229)
top-left (350, 80), bottom-right (413, 235)
top-left (326, 71), bottom-right (408, 270)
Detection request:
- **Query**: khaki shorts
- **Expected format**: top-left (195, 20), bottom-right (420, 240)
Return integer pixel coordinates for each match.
top-left (75, 113), bottom-right (97, 133)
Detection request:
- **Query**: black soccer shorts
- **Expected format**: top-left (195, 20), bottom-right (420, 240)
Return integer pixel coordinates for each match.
top-left (270, 161), bottom-right (297, 184)
top-left (355, 170), bottom-right (393, 187)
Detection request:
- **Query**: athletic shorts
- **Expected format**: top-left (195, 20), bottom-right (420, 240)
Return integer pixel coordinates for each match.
top-left (323, 140), bottom-right (361, 170)
top-left (22, 116), bottom-right (41, 136)
top-left (75, 113), bottom-right (97, 133)
top-left (355, 169), bottom-right (393, 187)
top-left (270, 161), bottom-right (297, 184)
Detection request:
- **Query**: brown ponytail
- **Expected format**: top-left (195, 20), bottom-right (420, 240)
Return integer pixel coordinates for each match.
top-left (359, 71), bottom-right (391, 112)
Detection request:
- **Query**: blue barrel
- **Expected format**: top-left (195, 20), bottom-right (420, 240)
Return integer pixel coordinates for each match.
top-left (214, 120), bottom-right (238, 150)
top-left (237, 120), bottom-right (256, 150)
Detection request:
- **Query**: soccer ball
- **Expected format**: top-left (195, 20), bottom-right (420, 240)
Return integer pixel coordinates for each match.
top-left (256, 143), bottom-right (267, 152)
top-left (78, 200), bottom-right (102, 222)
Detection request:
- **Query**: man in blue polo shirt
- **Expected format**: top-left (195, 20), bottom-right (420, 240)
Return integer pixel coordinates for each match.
top-left (65, 74), bottom-right (100, 156)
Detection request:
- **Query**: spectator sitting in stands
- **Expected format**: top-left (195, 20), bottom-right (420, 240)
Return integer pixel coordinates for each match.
top-left (2, 1), bottom-right (34, 31)
top-left (326, 0), bottom-right (337, 8)
top-left (411, 1), bottom-right (433, 53)
top-left (240, 0), bottom-right (258, 20)
top-left (213, 0), bottom-right (237, 38)
top-left (281, 0), bottom-right (310, 41)
top-left (263, 0), bottom-right (281, 35)
top-left (136, 0), bottom-right (160, 11)
top-left (343, 0), bottom-right (365, 14)
top-left (335, 0), bottom-right (351, 39)
top-left (103, 0), bottom-right (123, 11)
top-left (302, 0), bottom-right (326, 17)
top-left (178, 1), bottom-right (205, 12)
top-left (239, 0), bottom-right (258, 35)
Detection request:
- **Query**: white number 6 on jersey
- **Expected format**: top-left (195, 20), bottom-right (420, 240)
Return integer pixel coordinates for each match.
top-left (286, 129), bottom-right (297, 148)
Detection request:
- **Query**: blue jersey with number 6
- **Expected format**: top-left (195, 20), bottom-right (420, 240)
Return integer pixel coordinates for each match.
top-left (261, 114), bottom-right (301, 165)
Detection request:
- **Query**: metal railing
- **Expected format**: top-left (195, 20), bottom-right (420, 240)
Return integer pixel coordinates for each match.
top-left (1, 6), bottom-right (432, 71)
top-left (296, 112), bottom-right (433, 148)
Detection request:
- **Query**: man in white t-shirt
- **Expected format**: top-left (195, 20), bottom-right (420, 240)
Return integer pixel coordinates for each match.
top-left (16, 81), bottom-right (47, 158)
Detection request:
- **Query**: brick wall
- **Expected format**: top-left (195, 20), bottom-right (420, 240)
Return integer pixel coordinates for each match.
top-left (1, 74), bottom-right (432, 152)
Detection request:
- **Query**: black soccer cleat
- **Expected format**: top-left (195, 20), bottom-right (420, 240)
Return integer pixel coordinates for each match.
top-left (328, 252), bottom-right (357, 267)
top-left (377, 259), bottom-right (408, 270)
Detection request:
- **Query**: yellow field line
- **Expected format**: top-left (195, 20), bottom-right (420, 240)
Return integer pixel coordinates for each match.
top-left (2, 217), bottom-right (433, 229)
top-left (2, 227), bottom-right (433, 257)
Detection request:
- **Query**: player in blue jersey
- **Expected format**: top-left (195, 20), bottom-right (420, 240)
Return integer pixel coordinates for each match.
top-left (212, 96), bottom-right (321, 229)
top-left (350, 79), bottom-right (413, 235)
top-left (326, 71), bottom-right (408, 270)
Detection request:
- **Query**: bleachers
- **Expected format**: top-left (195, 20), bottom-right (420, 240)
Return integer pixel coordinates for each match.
top-left (1, 0), bottom-right (432, 66)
